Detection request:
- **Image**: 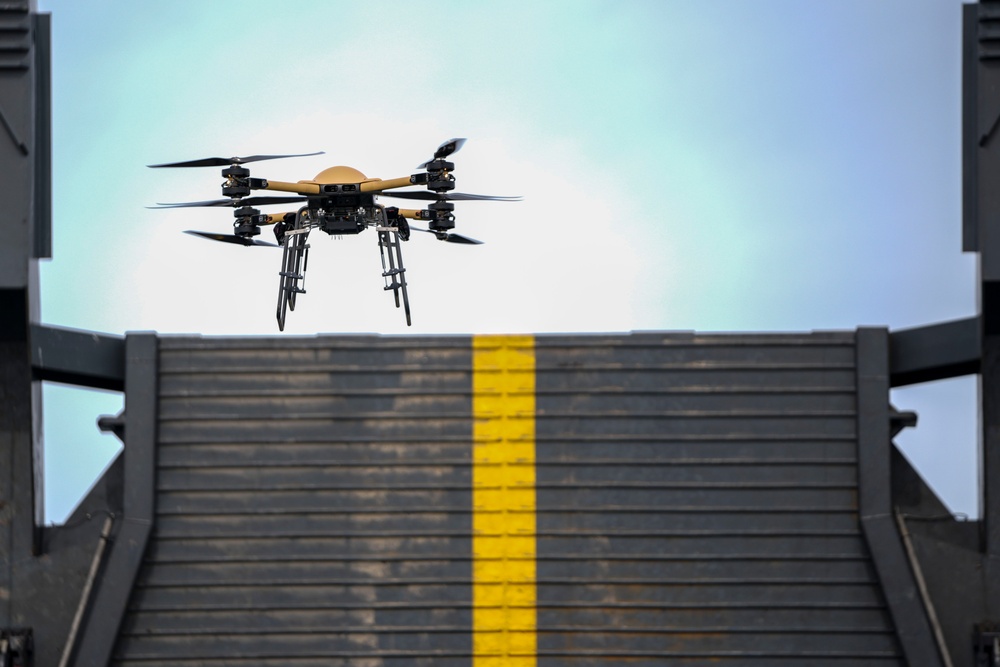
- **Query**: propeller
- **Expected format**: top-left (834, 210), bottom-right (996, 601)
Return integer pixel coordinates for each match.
top-left (149, 195), bottom-right (308, 209)
top-left (148, 151), bottom-right (324, 168)
top-left (418, 138), bottom-right (466, 169)
top-left (411, 226), bottom-right (482, 245)
top-left (184, 230), bottom-right (278, 247)
top-left (377, 190), bottom-right (521, 202)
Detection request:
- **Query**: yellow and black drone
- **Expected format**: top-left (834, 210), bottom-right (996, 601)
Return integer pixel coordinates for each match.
top-left (149, 139), bottom-right (519, 330)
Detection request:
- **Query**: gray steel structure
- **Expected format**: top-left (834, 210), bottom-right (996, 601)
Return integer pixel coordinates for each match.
top-left (11, 327), bottom-right (986, 667)
top-left (2, 1), bottom-right (1000, 665)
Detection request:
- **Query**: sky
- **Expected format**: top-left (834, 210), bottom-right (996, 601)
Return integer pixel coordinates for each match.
top-left (34, 0), bottom-right (979, 523)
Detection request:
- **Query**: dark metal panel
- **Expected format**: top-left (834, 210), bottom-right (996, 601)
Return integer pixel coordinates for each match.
top-left (889, 317), bottom-right (980, 387)
top-left (895, 445), bottom-right (986, 667)
top-left (73, 333), bottom-right (157, 667)
top-left (31, 11), bottom-right (50, 260)
top-left (114, 335), bottom-right (475, 667)
top-left (22, 462), bottom-right (122, 667)
top-left (534, 332), bottom-right (903, 665)
top-left (0, 1), bottom-right (31, 72)
top-left (29, 324), bottom-right (125, 391)
top-left (0, 0), bottom-right (34, 290)
top-left (978, 0), bottom-right (1000, 287)
top-left (856, 327), bottom-right (946, 667)
top-left (0, 337), bottom-right (34, 624)
top-left (983, 334), bottom-right (1000, 613)
top-left (965, 2), bottom-right (979, 252)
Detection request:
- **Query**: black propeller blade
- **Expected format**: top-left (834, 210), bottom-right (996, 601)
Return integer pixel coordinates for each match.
top-left (377, 190), bottom-right (521, 202)
top-left (418, 138), bottom-right (466, 169)
top-left (184, 230), bottom-right (278, 247)
top-left (149, 195), bottom-right (308, 209)
top-left (411, 226), bottom-right (483, 245)
top-left (149, 151), bottom-right (324, 168)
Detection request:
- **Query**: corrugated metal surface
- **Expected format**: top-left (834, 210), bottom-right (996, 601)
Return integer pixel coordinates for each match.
top-left (532, 333), bottom-right (900, 665)
top-left (115, 336), bottom-right (475, 666)
top-left (112, 331), bottom-right (903, 666)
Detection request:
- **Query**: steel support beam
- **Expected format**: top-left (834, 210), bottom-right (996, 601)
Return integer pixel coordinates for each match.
top-left (889, 317), bottom-right (980, 387)
top-left (967, 0), bottom-right (1000, 617)
top-left (982, 335), bottom-right (1000, 613)
top-left (0, 309), bottom-right (38, 627)
top-left (1, 0), bottom-right (50, 605)
top-left (71, 333), bottom-right (157, 667)
top-left (857, 327), bottom-right (948, 667)
top-left (30, 324), bottom-right (124, 391)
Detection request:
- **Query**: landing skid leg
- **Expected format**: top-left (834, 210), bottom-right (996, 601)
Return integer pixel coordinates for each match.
top-left (288, 236), bottom-right (309, 312)
top-left (378, 228), bottom-right (411, 326)
top-left (276, 209), bottom-right (310, 331)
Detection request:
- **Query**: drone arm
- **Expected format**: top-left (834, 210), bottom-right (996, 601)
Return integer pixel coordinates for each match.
top-left (259, 180), bottom-right (322, 196)
top-left (395, 208), bottom-right (430, 220)
top-left (361, 174), bottom-right (429, 193)
top-left (257, 176), bottom-right (427, 196)
top-left (263, 212), bottom-right (295, 226)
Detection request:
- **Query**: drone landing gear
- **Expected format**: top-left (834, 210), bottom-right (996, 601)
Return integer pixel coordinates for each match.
top-left (378, 223), bottom-right (411, 327)
top-left (276, 210), bottom-right (310, 331)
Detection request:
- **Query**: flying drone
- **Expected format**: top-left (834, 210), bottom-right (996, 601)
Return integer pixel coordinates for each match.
top-left (148, 138), bottom-right (519, 330)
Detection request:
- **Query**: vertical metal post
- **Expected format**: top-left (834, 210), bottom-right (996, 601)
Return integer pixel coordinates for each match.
top-left (969, 1), bottom-right (1000, 612)
top-left (0, 0), bottom-right (49, 628)
top-left (72, 333), bottom-right (158, 667)
top-left (0, 314), bottom-right (35, 629)
top-left (982, 336), bottom-right (1000, 611)
top-left (856, 328), bottom-right (945, 667)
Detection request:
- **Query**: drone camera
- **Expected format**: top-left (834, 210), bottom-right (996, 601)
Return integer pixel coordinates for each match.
top-left (320, 183), bottom-right (360, 194)
top-left (318, 211), bottom-right (365, 235)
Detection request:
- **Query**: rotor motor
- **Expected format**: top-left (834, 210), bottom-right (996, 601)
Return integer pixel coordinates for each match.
top-left (424, 158), bottom-right (456, 193)
top-left (222, 165), bottom-right (252, 198)
top-left (427, 200), bottom-right (455, 234)
top-left (423, 157), bottom-right (457, 234)
top-left (233, 205), bottom-right (266, 238)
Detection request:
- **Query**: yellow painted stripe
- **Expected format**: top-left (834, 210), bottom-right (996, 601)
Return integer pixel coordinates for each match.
top-left (472, 335), bottom-right (536, 667)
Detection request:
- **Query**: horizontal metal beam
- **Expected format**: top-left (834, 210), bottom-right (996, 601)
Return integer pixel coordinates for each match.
top-left (29, 323), bottom-right (124, 391)
top-left (889, 317), bottom-right (980, 387)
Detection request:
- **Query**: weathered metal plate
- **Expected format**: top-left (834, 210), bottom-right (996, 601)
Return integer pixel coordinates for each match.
top-left (111, 331), bottom-right (903, 666)
top-left (532, 333), bottom-right (900, 666)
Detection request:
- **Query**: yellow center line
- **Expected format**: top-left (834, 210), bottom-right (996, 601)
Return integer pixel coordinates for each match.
top-left (472, 335), bottom-right (536, 667)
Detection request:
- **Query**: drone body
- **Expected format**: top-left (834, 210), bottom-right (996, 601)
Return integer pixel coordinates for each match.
top-left (149, 139), bottom-right (519, 330)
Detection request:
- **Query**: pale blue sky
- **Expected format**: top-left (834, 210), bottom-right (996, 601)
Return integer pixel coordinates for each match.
top-left (35, 0), bottom-right (977, 522)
